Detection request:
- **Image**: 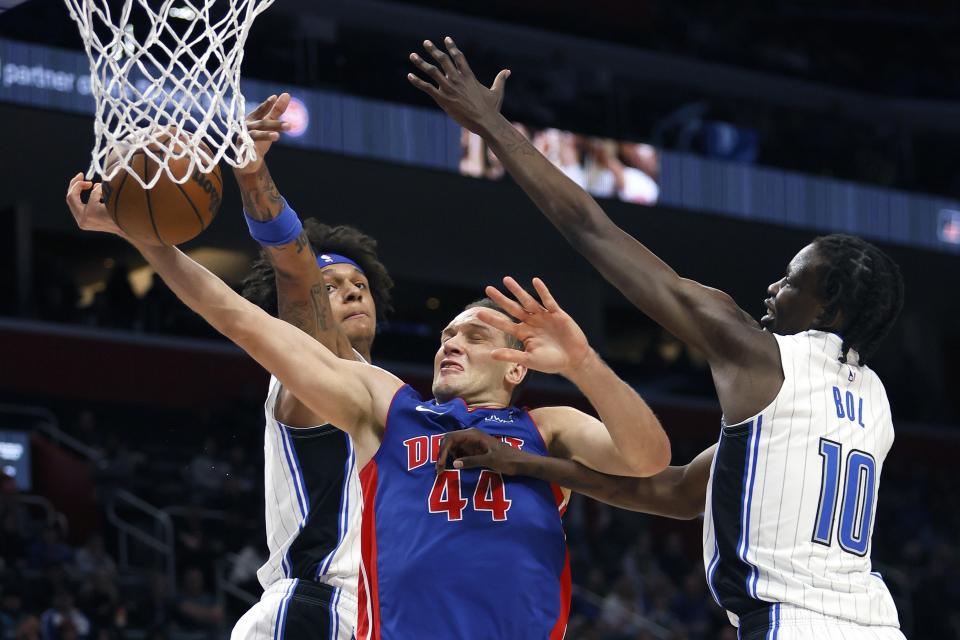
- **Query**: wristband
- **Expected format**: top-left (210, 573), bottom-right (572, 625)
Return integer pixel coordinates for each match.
top-left (244, 198), bottom-right (303, 246)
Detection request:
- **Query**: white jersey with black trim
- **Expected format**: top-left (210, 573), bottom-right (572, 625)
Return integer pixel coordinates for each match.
top-left (703, 330), bottom-right (901, 630)
top-left (258, 349), bottom-right (365, 603)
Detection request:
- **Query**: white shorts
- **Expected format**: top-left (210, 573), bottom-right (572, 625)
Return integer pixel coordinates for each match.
top-left (735, 604), bottom-right (906, 640)
top-left (231, 579), bottom-right (357, 640)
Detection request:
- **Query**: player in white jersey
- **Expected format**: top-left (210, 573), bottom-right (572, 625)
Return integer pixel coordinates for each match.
top-left (412, 39), bottom-right (907, 639)
top-left (226, 94), bottom-right (394, 640)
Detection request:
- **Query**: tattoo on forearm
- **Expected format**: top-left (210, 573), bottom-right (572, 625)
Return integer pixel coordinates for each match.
top-left (278, 282), bottom-right (331, 337)
top-left (262, 230), bottom-right (312, 270)
top-left (293, 230), bottom-right (309, 254)
top-left (238, 165), bottom-right (284, 221)
top-left (309, 283), bottom-right (330, 331)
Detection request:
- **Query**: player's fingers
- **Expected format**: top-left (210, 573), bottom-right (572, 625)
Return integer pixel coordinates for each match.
top-left (248, 95), bottom-right (277, 120)
top-left (490, 69), bottom-right (511, 98)
top-left (409, 53), bottom-right (447, 87)
top-left (453, 453), bottom-right (490, 470)
top-left (489, 347), bottom-right (531, 366)
top-left (436, 434), bottom-right (456, 474)
top-left (443, 36), bottom-right (473, 76)
top-left (531, 277), bottom-right (560, 312)
top-left (247, 119), bottom-right (290, 132)
top-left (249, 131), bottom-right (281, 142)
top-left (503, 276), bottom-right (546, 314)
top-left (91, 183), bottom-right (103, 201)
top-left (483, 285), bottom-right (528, 320)
top-left (475, 308), bottom-right (522, 338)
top-left (268, 92), bottom-right (292, 118)
top-left (66, 176), bottom-right (92, 202)
top-left (424, 39), bottom-right (458, 77)
top-left (406, 73), bottom-right (440, 98)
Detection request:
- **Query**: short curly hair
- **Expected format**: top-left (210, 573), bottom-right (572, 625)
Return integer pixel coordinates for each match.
top-left (241, 219), bottom-right (394, 319)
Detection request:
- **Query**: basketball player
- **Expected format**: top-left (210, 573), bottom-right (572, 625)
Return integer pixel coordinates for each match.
top-left (65, 175), bottom-right (672, 638)
top-left (410, 37), bottom-right (906, 639)
top-left (231, 93), bottom-right (394, 640)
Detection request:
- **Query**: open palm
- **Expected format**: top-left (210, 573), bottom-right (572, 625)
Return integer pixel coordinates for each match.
top-left (475, 277), bottom-right (591, 376)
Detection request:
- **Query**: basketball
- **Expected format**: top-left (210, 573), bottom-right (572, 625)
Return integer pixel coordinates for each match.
top-left (101, 137), bottom-right (223, 246)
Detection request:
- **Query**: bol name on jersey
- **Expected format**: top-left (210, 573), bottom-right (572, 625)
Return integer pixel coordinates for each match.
top-left (357, 385), bottom-right (570, 640)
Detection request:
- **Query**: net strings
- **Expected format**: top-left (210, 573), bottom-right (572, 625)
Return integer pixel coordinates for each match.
top-left (64, 0), bottom-right (275, 187)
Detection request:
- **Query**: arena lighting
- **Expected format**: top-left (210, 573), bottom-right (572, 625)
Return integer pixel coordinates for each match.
top-left (280, 95), bottom-right (309, 137)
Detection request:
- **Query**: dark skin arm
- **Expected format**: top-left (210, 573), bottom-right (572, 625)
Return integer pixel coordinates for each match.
top-left (236, 93), bottom-right (355, 427)
top-left (407, 39), bottom-right (782, 424)
top-left (436, 428), bottom-right (713, 520)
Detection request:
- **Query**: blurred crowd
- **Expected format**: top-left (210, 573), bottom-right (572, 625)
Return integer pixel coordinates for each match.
top-left (2, 399), bottom-right (958, 640)
top-left (461, 126), bottom-right (660, 206)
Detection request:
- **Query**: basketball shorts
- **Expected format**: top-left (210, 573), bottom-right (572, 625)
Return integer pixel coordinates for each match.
top-left (736, 604), bottom-right (906, 640)
top-left (231, 578), bottom-right (357, 640)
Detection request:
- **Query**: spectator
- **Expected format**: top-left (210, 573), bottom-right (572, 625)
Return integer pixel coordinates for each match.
top-left (599, 574), bottom-right (642, 634)
top-left (0, 474), bottom-right (31, 542)
top-left (173, 568), bottom-right (222, 638)
top-left (74, 536), bottom-right (115, 579)
top-left (185, 438), bottom-right (228, 495)
top-left (77, 570), bottom-right (120, 638)
top-left (87, 262), bottom-right (139, 330)
top-left (27, 528), bottom-right (73, 573)
top-left (39, 592), bottom-right (90, 640)
top-left (128, 573), bottom-right (172, 633)
top-left (0, 511), bottom-right (28, 570)
top-left (15, 615), bottom-right (41, 640)
top-left (671, 572), bottom-right (710, 638)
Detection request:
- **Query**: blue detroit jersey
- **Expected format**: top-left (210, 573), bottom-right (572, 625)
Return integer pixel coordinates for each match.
top-left (356, 385), bottom-right (570, 639)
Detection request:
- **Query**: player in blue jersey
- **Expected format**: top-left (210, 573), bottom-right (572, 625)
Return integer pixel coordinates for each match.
top-left (66, 176), bottom-right (672, 638)
top-left (410, 37), bottom-right (906, 639)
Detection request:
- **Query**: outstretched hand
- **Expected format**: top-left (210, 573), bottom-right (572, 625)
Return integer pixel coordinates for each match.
top-left (477, 277), bottom-right (592, 377)
top-left (435, 428), bottom-right (525, 476)
top-left (236, 93), bottom-right (292, 175)
top-left (407, 37), bottom-right (510, 133)
top-left (65, 173), bottom-right (127, 239)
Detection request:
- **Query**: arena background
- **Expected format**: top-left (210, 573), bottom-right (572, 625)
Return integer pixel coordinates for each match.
top-left (0, 1), bottom-right (959, 638)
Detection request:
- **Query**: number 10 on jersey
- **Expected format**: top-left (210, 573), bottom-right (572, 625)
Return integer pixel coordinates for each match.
top-left (429, 470), bottom-right (512, 521)
top-left (812, 437), bottom-right (877, 556)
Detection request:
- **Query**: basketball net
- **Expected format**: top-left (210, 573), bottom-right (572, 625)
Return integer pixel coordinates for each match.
top-left (64, 0), bottom-right (274, 188)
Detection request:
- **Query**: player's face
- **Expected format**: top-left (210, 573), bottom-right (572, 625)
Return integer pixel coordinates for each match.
top-left (761, 243), bottom-right (828, 335)
top-left (431, 308), bottom-right (524, 405)
top-left (321, 264), bottom-right (377, 345)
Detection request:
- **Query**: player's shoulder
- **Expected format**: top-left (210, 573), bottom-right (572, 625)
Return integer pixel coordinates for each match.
top-left (527, 405), bottom-right (588, 423)
top-left (527, 405), bottom-right (592, 440)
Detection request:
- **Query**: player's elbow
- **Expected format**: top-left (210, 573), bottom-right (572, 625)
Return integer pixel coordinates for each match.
top-left (673, 494), bottom-right (706, 520)
top-left (624, 432), bottom-right (672, 478)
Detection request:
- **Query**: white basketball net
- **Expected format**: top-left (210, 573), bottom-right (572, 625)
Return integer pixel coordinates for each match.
top-left (64, 0), bottom-right (274, 188)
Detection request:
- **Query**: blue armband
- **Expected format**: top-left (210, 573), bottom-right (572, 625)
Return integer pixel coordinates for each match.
top-left (244, 198), bottom-right (303, 246)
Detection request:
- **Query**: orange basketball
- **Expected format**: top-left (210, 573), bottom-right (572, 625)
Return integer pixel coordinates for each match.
top-left (102, 136), bottom-right (222, 246)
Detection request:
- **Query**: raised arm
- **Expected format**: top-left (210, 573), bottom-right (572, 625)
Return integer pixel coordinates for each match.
top-left (407, 39), bottom-right (763, 365)
top-left (236, 94), bottom-right (353, 357)
top-left (237, 94), bottom-right (357, 427)
top-left (479, 278), bottom-right (670, 477)
top-left (438, 429), bottom-right (715, 520)
top-left (66, 175), bottom-right (399, 451)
